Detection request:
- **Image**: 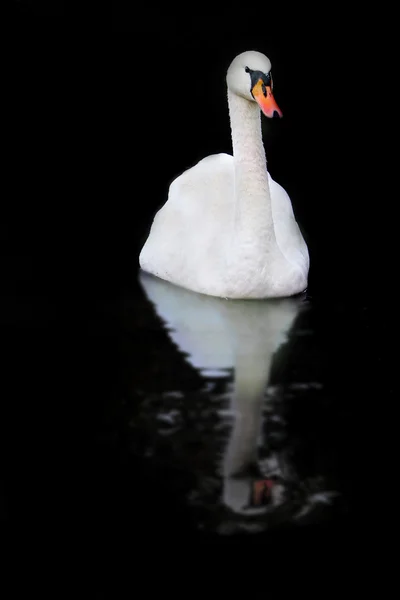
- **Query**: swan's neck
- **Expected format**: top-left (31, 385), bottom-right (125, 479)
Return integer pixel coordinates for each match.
top-left (228, 89), bottom-right (275, 248)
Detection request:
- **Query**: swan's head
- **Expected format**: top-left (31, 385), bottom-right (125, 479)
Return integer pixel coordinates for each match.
top-left (226, 50), bottom-right (283, 118)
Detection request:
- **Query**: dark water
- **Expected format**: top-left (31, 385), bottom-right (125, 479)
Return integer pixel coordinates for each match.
top-left (74, 273), bottom-right (381, 545)
top-left (2, 3), bottom-right (392, 565)
top-left (94, 276), bottom-right (350, 537)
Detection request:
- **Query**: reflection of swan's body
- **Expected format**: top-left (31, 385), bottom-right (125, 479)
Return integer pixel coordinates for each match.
top-left (139, 50), bottom-right (309, 300)
top-left (139, 271), bottom-right (304, 515)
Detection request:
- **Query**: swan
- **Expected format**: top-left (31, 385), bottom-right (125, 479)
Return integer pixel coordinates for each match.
top-left (139, 50), bottom-right (309, 299)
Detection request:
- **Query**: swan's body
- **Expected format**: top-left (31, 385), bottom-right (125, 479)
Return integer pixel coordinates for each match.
top-left (139, 50), bottom-right (309, 299)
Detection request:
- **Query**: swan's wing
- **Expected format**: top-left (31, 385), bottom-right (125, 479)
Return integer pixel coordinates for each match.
top-left (268, 174), bottom-right (310, 272)
top-left (166, 152), bottom-right (234, 214)
top-left (140, 154), bottom-right (234, 295)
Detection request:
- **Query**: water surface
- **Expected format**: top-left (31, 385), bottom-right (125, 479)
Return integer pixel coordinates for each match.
top-left (94, 271), bottom-right (363, 541)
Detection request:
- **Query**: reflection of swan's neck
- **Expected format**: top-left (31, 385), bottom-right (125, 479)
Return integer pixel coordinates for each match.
top-left (222, 344), bottom-right (272, 516)
top-left (223, 342), bottom-right (272, 478)
top-left (227, 89), bottom-right (275, 247)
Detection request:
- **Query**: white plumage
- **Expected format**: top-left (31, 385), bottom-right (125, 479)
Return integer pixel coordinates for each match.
top-left (140, 50), bottom-right (309, 299)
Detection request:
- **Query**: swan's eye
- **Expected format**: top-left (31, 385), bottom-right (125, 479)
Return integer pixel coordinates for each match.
top-left (245, 66), bottom-right (251, 73)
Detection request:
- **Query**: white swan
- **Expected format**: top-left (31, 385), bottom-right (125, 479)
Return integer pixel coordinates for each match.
top-left (139, 50), bottom-right (309, 299)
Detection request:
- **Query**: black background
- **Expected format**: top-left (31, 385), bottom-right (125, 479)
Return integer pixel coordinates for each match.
top-left (2, 0), bottom-right (394, 577)
top-left (113, 5), bottom-right (389, 303)
top-left (4, 1), bottom-right (389, 297)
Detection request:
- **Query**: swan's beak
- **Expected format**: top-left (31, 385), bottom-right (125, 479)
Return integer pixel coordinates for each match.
top-left (252, 79), bottom-right (283, 118)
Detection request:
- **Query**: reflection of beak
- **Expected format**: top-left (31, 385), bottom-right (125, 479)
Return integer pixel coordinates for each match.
top-left (252, 479), bottom-right (274, 506)
top-left (252, 79), bottom-right (283, 118)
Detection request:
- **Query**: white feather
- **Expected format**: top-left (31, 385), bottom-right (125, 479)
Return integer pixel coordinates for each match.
top-left (140, 50), bottom-right (309, 299)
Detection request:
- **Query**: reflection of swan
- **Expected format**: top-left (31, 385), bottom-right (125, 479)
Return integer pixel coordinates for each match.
top-left (139, 50), bottom-right (309, 300)
top-left (139, 271), bottom-right (305, 516)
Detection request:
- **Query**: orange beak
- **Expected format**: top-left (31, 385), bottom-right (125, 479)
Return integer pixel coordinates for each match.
top-left (252, 78), bottom-right (283, 118)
